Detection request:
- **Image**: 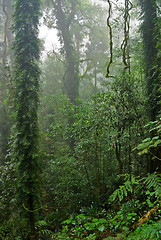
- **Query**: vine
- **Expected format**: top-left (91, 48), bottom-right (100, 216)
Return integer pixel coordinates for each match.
top-left (22, 203), bottom-right (48, 213)
top-left (13, 0), bottom-right (41, 238)
top-left (121, 0), bottom-right (133, 72)
top-left (105, 0), bottom-right (113, 78)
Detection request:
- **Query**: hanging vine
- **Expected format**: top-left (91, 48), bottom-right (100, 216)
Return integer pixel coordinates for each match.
top-left (121, 0), bottom-right (133, 72)
top-left (105, 0), bottom-right (113, 78)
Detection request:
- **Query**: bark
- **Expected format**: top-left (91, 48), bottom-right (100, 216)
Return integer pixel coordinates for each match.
top-left (141, 0), bottom-right (160, 121)
top-left (116, 140), bottom-right (123, 174)
top-left (51, 0), bottom-right (80, 149)
top-left (52, 0), bottom-right (79, 105)
top-left (141, 0), bottom-right (161, 173)
top-left (131, 204), bottom-right (160, 230)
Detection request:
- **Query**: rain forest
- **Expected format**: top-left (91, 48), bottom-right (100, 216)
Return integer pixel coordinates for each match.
top-left (0, 0), bottom-right (161, 239)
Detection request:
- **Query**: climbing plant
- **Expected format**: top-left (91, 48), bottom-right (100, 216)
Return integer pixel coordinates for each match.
top-left (12, 0), bottom-right (41, 238)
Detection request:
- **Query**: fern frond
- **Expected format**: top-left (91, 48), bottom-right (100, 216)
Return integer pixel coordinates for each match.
top-left (127, 220), bottom-right (161, 240)
top-left (35, 220), bottom-right (48, 229)
top-left (143, 173), bottom-right (161, 198)
top-left (109, 177), bottom-right (136, 202)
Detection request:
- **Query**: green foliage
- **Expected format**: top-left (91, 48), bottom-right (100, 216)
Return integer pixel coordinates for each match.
top-left (142, 172), bottom-right (161, 199)
top-left (1, 0), bottom-right (160, 239)
top-left (109, 209), bottom-right (137, 232)
top-left (109, 177), bottom-right (136, 202)
top-left (0, 158), bottom-right (19, 239)
top-left (127, 220), bottom-right (161, 240)
top-left (109, 172), bottom-right (161, 204)
top-left (35, 220), bottom-right (54, 239)
top-left (39, 68), bottom-right (146, 226)
top-left (43, 173), bottom-right (161, 239)
top-left (54, 214), bottom-right (109, 239)
top-left (13, 0), bottom-right (41, 196)
top-left (133, 118), bottom-right (161, 155)
top-left (108, 172), bottom-right (161, 236)
top-left (11, 0), bottom-right (42, 237)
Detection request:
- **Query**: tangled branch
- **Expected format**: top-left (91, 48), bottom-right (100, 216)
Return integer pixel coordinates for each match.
top-left (121, 0), bottom-right (133, 72)
top-left (105, 0), bottom-right (113, 78)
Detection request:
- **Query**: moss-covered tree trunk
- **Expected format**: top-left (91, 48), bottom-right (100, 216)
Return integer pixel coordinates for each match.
top-left (13, 0), bottom-right (41, 238)
top-left (141, 0), bottom-right (160, 121)
top-left (141, 0), bottom-right (161, 173)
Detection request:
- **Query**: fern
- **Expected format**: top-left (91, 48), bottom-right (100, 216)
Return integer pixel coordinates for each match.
top-left (109, 173), bottom-right (161, 203)
top-left (133, 119), bottom-right (161, 155)
top-left (142, 173), bottom-right (161, 198)
top-left (109, 177), bottom-right (136, 202)
top-left (35, 220), bottom-right (54, 239)
top-left (127, 220), bottom-right (161, 240)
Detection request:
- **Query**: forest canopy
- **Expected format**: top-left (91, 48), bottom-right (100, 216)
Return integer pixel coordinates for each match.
top-left (0, 0), bottom-right (160, 239)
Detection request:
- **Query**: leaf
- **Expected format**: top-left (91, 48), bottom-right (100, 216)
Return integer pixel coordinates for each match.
top-left (142, 138), bottom-right (151, 143)
top-left (153, 140), bottom-right (161, 147)
top-left (62, 216), bottom-right (73, 225)
top-left (143, 173), bottom-right (161, 198)
top-left (141, 148), bottom-right (148, 154)
top-left (109, 178), bottom-right (135, 202)
top-left (98, 225), bottom-right (105, 232)
top-left (118, 190), bottom-right (123, 201)
top-left (152, 136), bottom-right (159, 140)
top-left (124, 187), bottom-right (127, 197)
top-left (99, 218), bottom-right (107, 224)
top-left (88, 223), bottom-right (96, 230)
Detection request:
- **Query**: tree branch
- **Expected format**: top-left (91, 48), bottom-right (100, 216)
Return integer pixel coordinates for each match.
top-left (66, 1), bottom-right (77, 29)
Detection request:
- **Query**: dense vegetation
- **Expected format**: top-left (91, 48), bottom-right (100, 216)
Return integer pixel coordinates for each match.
top-left (0, 0), bottom-right (160, 239)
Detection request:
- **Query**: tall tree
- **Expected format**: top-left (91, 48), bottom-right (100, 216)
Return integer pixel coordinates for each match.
top-left (51, 0), bottom-right (79, 105)
top-left (0, 0), bottom-right (13, 163)
top-left (13, 0), bottom-right (41, 238)
top-left (140, 0), bottom-right (161, 172)
top-left (141, 0), bottom-right (160, 121)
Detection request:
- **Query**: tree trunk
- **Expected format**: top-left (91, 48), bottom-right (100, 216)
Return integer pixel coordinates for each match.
top-left (53, 0), bottom-right (79, 105)
top-left (141, 0), bottom-right (161, 173)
